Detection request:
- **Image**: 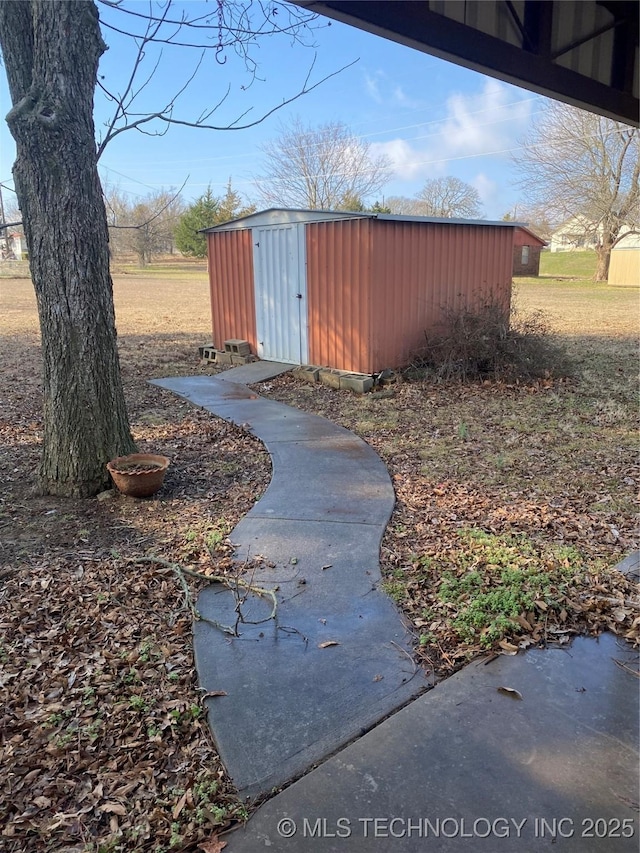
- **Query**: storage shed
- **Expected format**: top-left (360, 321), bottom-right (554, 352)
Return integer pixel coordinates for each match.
top-left (512, 226), bottom-right (547, 276)
top-left (203, 209), bottom-right (522, 375)
top-left (608, 232), bottom-right (640, 286)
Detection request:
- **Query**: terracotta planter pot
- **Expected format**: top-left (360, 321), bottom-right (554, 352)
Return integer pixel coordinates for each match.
top-left (107, 453), bottom-right (170, 498)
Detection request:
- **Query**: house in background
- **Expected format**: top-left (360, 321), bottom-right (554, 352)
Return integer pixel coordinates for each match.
top-left (1, 231), bottom-right (24, 261)
top-left (549, 215), bottom-right (600, 252)
top-left (608, 231), bottom-right (640, 286)
top-left (203, 209), bottom-right (527, 374)
top-left (512, 226), bottom-right (546, 276)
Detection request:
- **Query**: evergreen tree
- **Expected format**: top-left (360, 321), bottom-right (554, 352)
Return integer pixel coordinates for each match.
top-left (218, 178), bottom-right (256, 223)
top-left (369, 200), bottom-right (392, 214)
top-left (175, 181), bottom-right (255, 258)
top-left (174, 187), bottom-right (220, 258)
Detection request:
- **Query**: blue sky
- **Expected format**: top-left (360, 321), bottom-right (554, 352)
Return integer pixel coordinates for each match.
top-left (0, 1), bottom-right (553, 221)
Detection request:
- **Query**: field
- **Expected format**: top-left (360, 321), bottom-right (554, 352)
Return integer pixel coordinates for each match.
top-left (1, 265), bottom-right (638, 851)
top-left (538, 248), bottom-right (598, 280)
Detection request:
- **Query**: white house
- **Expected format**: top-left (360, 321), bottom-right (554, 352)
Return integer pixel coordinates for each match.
top-left (549, 215), bottom-right (601, 252)
top-left (1, 231), bottom-right (24, 260)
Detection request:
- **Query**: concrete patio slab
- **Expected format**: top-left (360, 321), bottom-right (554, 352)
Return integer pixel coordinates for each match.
top-left (617, 550), bottom-right (640, 580)
top-left (217, 361), bottom-right (293, 384)
top-left (194, 573), bottom-right (426, 798)
top-left (229, 516), bottom-right (387, 599)
top-left (150, 375), bottom-right (257, 405)
top-left (223, 631), bottom-right (639, 852)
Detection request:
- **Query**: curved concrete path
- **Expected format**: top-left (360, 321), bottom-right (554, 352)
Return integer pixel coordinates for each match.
top-left (152, 369), bottom-right (431, 799)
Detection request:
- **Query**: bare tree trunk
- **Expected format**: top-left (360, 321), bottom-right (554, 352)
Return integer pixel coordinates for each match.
top-left (594, 248), bottom-right (611, 282)
top-left (0, 0), bottom-right (136, 496)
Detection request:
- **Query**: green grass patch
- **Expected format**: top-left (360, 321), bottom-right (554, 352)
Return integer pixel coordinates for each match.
top-left (428, 529), bottom-right (584, 647)
top-left (539, 249), bottom-right (598, 280)
top-left (408, 528), bottom-right (594, 649)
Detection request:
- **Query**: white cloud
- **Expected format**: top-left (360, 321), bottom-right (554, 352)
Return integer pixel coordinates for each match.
top-left (363, 71), bottom-right (428, 110)
top-left (363, 71), bottom-right (385, 104)
top-left (369, 80), bottom-right (536, 185)
top-left (438, 78), bottom-right (532, 157)
top-left (392, 85), bottom-right (425, 110)
top-left (370, 138), bottom-right (430, 181)
top-left (470, 172), bottom-right (498, 213)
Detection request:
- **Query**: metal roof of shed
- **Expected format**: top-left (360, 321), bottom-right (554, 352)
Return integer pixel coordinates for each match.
top-left (201, 207), bottom-right (536, 234)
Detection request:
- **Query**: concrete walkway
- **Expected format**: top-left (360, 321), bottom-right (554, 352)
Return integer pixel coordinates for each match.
top-left (151, 368), bottom-right (430, 798)
top-left (224, 631), bottom-right (639, 852)
top-left (152, 366), bottom-right (639, 850)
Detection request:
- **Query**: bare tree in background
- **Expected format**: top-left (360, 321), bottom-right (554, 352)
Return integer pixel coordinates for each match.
top-left (0, 0), bottom-right (341, 496)
top-left (514, 102), bottom-right (639, 281)
top-left (502, 204), bottom-right (556, 242)
top-left (107, 189), bottom-right (185, 265)
top-left (385, 196), bottom-right (430, 216)
top-left (103, 184), bottom-right (132, 258)
top-left (255, 118), bottom-right (391, 209)
top-left (414, 176), bottom-right (483, 219)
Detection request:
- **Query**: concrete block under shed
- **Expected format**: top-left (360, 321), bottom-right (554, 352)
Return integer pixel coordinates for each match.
top-left (199, 344), bottom-right (217, 362)
top-left (340, 373), bottom-right (374, 394)
top-left (224, 339), bottom-right (251, 357)
top-left (293, 366), bottom-right (321, 384)
top-left (215, 351), bottom-right (234, 365)
top-left (319, 369), bottom-right (342, 390)
top-left (231, 354), bottom-right (255, 365)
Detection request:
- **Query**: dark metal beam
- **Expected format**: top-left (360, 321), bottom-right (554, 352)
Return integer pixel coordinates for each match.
top-left (297, 1), bottom-right (639, 126)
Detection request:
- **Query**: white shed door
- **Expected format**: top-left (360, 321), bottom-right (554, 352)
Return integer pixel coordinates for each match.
top-left (252, 224), bottom-right (308, 364)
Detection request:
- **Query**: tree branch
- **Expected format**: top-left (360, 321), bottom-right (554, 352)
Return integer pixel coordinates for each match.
top-left (93, 0), bottom-right (351, 156)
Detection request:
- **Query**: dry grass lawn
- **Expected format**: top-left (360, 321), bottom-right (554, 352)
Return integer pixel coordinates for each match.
top-left (0, 268), bottom-right (638, 851)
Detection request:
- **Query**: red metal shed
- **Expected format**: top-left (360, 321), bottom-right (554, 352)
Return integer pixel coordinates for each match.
top-left (203, 209), bottom-right (521, 374)
top-left (512, 226), bottom-right (547, 277)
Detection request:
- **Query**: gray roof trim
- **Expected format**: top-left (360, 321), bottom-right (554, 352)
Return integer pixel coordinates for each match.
top-left (199, 207), bottom-right (370, 233)
top-left (200, 207), bottom-right (535, 234)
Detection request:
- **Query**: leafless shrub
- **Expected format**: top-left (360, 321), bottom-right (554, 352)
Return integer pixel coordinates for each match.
top-left (411, 296), bottom-right (573, 383)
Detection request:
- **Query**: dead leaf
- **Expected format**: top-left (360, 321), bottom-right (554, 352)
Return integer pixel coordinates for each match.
top-left (497, 686), bottom-right (523, 700)
top-left (511, 614), bottom-right (533, 631)
top-left (318, 640), bottom-right (340, 648)
top-left (101, 802), bottom-right (126, 816)
top-left (199, 837), bottom-right (227, 853)
top-left (498, 639), bottom-right (519, 653)
top-left (203, 690), bottom-right (228, 698)
top-left (172, 791), bottom-right (188, 819)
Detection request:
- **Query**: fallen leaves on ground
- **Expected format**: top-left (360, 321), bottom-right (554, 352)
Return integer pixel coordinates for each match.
top-left (263, 341), bottom-right (639, 677)
top-left (0, 280), bottom-right (269, 851)
top-left (1, 275), bottom-right (638, 850)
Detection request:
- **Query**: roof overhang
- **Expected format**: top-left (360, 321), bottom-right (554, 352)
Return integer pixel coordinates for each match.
top-left (294, 1), bottom-right (639, 126)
